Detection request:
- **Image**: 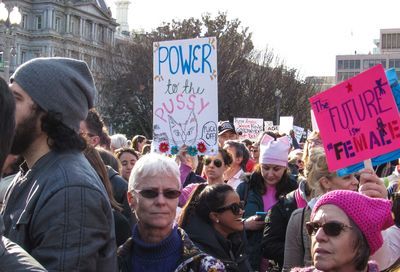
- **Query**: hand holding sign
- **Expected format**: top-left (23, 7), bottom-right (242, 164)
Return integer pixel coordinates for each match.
top-left (358, 169), bottom-right (388, 199)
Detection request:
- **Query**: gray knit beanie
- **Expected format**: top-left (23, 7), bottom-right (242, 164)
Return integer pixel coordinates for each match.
top-left (10, 57), bottom-right (96, 131)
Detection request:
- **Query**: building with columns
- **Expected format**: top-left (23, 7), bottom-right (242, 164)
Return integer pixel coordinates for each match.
top-left (0, 0), bottom-right (118, 81)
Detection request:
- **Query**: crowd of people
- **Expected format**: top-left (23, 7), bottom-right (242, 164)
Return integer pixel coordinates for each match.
top-left (0, 57), bottom-right (400, 272)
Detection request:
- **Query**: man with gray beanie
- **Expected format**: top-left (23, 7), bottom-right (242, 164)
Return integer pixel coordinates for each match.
top-left (1, 57), bottom-right (117, 271)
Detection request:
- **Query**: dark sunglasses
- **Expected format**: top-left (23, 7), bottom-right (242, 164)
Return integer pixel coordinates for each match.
top-left (215, 201), bottom-right (245, 215)
top-left (306, 221), bottom-right (352, 237)
top-left (134, 189), bottom-right (181, 199)
top-left (204, 158), bottom-right (223, 168)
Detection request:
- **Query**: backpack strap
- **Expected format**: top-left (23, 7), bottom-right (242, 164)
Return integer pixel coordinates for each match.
top-left (300, 207), bottom-right (306, 253)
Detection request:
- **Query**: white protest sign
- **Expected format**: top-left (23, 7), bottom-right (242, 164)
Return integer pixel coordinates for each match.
top-left (279, 116), bottom-right (294, 135)
top-left (153, 37), bottom-right (218, 155)
top-left (234, 118), bottom-right (264, 140)
top-left (264, 121), bottom-right (279, 132)
top-left (293, 125), bottom-right (304, 143)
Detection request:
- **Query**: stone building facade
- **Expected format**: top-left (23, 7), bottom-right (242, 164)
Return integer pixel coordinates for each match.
top-left (0, 0), bottom-right (118, 80)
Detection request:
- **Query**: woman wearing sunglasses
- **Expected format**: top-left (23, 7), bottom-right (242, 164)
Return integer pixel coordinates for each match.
top-left (179, 148), bottom-right (233, 207)
top-left (236, 133), bottom-right (297, 271)
top-left (283, 147), bottom-right (359, 270)
top-left (292, 190), bottom-right (393, 272)
top-left (118, 153), bottom-right (225, 272)
top-left (179, 184), bottom-right (251, 271)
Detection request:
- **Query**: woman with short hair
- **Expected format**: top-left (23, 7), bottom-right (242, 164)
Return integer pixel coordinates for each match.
top-left (117, 153), bottom-right (225, 272)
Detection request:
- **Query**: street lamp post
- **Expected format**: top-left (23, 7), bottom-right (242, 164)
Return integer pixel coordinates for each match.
top-left (0, 3), bottom-right (21, 81)
top-left (274, 88), bottom-right (283, 126)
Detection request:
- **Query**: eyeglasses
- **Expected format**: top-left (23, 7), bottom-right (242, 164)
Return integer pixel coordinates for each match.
top-left (306, 221), bottom-right (352, 236)
top-left (133, 189), bottom-right (181, 199)
top-left (214, 201), bottom-right (245, 215)
top-left (204, 158), bottom-right (223, 168)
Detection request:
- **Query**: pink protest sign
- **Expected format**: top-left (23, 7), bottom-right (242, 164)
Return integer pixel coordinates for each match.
top-left (309, 64), bottom-right (400, 171)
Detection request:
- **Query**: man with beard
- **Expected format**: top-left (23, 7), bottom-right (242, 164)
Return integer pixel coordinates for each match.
top-left (1, 58), bottom-right (117, 271)
top-left (0, 77), bottom-right (46, 271)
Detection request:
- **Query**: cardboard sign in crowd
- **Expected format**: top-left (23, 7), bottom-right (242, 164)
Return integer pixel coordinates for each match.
top-left (152, 37), bottom-right (218, 155)
top-left (310, 64), bottom-right (400, 172)
top-left (234, 118), bottom-right (264, 140)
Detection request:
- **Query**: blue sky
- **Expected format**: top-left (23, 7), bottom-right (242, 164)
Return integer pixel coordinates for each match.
top-left (107, 0), bottom-right (400, 79)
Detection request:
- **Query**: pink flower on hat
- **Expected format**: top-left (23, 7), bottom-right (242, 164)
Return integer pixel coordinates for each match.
top-left (311, 190), bottom-right (393, 255)
top-left (259, 134), bottom-right (291, 166)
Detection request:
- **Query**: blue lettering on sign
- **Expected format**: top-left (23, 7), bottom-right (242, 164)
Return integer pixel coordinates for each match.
top-left (157, 43), bottom-right (213, 75)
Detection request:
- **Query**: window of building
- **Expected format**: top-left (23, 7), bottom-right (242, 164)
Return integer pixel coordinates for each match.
top-left (337, 60), bottom-right (343, 69)
top-left (382, 34), bottom-right (387, 49)
top-left (363, 59), bottom-right (386, 69)
top-left (36, 15), bottom-right (42, 30)
top-left (354, 60), bottom-right (360, 69)
top-left (85, 21), bottom-right (93, 39)
top-left (70, 20), bottom-right (75, 34)
top-left (337, 71), bottom-right (359, 82)
top-left (382, 33), bottom-right (400, 49)
top-left (338, 60), bottom-right (360, 70)
top-left (343, 60), bottom-right (349, 69)
top-left (397, 34), bottom-right (400, 49)
top-left (21, 51), bottom-right (26, 65)
top-left (55, 17), bottom-right (61, 32)
top-left (21, 14), bottom-right (28, 29)
top-left (98, 25), bottom-right (105, 42)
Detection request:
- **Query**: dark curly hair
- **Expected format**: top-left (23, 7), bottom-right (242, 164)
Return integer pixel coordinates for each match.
top-left (41, 110), bottom-right (87, 152)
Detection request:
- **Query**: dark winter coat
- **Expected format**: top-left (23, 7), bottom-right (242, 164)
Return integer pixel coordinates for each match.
top-left (183, 213), bottom-right (251, 272)
top-left (1, 151), bottom-right (117, 271)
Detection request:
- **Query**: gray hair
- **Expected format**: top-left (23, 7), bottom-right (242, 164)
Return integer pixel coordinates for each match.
top-left (128, 153), bottom-right (181, 192)
top-left (110, 133), bottom-right (128, 150)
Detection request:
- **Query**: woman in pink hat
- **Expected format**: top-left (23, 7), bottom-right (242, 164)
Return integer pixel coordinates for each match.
top-left (292, 190), bottom-right (393, 272)
top-left (236, 133), bottom-right (298, 271)
top-left (283, 147), bottom-right (359, 270)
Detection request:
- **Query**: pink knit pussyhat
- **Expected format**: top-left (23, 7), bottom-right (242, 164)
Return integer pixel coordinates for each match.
top-left (311, 190), bottom-right (393, 255)
top-left (259, 134), bottom-right (290, 167)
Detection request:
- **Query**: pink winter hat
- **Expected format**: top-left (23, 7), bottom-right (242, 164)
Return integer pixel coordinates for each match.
top-left (259, 134), bottom-right (290, 167)
top-left (311, 190), bottom-right (393, 255)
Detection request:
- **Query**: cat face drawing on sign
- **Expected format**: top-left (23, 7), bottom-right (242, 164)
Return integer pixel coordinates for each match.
top-left (168, 110), bottom-right (198, 146)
